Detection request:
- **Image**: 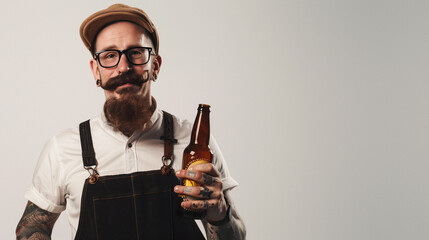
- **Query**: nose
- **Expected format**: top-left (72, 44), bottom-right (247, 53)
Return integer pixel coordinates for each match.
top-left (117, 53), bottom-right (132, 73)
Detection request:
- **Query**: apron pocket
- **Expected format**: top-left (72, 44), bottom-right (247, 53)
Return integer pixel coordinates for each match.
top-left (135, 190), bottom-right (173, 239)
top-left (93, 195), bottom-right (138, 240)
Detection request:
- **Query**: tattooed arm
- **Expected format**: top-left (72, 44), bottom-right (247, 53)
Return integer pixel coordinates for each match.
top-left (16, 201), bottom-right (60, 240)
top-left (203, 191), bottom-right (246, 240)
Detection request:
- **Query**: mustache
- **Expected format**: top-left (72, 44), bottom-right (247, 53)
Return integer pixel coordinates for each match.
top-left (101, 71), bottom-right (149, 91)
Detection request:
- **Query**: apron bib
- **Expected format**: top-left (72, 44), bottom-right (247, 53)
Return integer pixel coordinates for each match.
top-left (74, 112), bottom-right (205, 240)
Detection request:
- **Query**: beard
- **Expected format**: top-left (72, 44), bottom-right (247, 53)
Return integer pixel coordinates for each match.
top-left (102, 71), bottom-right (155, 136)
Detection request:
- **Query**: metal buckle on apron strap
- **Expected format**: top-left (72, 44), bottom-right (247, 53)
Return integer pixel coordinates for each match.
top-left (85, 165), bottom-right (99, 184)
top-left (161, 156), bottom-right (174, 175)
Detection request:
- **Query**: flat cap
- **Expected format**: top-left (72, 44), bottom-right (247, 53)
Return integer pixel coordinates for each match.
top-left (80, 4), bottom-right (159, 54)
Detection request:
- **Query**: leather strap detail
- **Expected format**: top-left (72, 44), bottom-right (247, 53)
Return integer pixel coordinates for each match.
top-left (160, 111), bottom-right (177, 175)
top-left (79, 120), bottom-right (97, 167)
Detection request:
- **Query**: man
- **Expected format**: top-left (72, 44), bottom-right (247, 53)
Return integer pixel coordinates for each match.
top-left (16, 4), bottom-right (245, 240)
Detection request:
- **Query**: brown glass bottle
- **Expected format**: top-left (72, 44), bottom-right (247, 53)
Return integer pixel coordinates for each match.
top-left (180, 104), bottom-right (213, 219)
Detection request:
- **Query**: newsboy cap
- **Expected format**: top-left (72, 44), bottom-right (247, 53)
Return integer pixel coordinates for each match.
top-left (80, 4), bottom-right (159, 54)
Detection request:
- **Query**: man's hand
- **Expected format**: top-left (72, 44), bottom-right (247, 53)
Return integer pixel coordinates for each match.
top-left (174, 163), bottom-right (228, 222)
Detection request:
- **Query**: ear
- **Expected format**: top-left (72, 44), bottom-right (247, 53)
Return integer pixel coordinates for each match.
top-left (90, 58), bottom-right (100, 83)
top-left (152, 55), bottom-right (162, 76)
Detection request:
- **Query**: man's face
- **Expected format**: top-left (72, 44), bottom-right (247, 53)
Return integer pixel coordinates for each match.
top-left (90, 21), bottom-right (161, 100)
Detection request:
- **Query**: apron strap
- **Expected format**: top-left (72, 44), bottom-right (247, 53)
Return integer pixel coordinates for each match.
top-left (79, 120), bottom-right (99, 184)
top-left (79, 120), bottom-right (97, 167)
top-left (160, 111), bottom-right (177, 175)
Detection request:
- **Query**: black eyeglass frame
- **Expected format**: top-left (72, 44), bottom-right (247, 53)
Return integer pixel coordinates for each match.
top-left (94, 47), bottom-right (155, 68)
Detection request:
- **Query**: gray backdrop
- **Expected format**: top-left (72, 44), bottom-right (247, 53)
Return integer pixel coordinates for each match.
top-left (2, 0), bottom-right (429, 239)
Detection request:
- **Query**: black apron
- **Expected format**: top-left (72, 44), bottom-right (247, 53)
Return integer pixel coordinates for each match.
top-left (74, 112), bottom-right (205, 240)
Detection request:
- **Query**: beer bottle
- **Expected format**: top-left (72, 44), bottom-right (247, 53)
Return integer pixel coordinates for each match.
top-left (181, 104), bottom-right (213, 218)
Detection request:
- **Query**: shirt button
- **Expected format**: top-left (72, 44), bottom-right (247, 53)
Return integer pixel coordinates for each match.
top-left (127, 143), bottom-right (133, 148)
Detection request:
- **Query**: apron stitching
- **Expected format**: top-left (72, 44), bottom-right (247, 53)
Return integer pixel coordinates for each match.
top-left (92, 196), bottom-right (100, 240)
top-left (169, 188), bottom-right (174, 240)
top-left (92, 190), bottom-right (170, 201)
top-left (131, 174), bottom-right (140, 240)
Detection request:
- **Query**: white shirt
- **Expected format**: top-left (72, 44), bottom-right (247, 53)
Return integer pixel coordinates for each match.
top-left (25, 107), bottom-right (238, 238)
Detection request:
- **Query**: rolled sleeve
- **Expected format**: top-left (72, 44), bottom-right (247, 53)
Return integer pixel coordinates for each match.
top-left (25, 137), bottom-right (66, 213)
top-left (24, 186), bottom-right (65, 213)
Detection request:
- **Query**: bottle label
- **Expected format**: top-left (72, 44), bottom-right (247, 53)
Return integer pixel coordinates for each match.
top-left (183, 158), bottom-right (210, 187)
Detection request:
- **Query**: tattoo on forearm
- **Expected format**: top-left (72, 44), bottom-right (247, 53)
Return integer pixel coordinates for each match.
top-left (200, 186), bottom-right (213, 198)
top-left (204, 193), bottom-right (246, 240)
top-left (207, 224), bottom-right (235, 240)
top-left (208, 225), bottom-right (215, 237)
top-left (16, 202), bottom-right (60, 240)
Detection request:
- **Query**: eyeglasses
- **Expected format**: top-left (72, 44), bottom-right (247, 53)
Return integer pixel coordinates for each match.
top-left (94, 47), bottom-right (154, 68)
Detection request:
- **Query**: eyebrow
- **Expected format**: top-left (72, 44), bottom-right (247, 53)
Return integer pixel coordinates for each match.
top-left (98, 45), bottom-right (118, 52)
top-left (97, 45), bottom-right (146, 52)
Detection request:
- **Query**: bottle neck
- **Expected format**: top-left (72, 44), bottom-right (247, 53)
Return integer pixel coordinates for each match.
top-left (190, 106), bottom-right (210, 146)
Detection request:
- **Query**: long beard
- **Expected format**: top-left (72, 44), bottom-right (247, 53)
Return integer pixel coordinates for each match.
top-left (102, 72), bottom-right (155, 136)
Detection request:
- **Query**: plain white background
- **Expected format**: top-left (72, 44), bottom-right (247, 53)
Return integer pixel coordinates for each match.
top-left (2, 0), bottom-right (429, 239)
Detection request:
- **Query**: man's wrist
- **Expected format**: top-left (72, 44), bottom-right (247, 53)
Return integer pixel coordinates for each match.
top-left (207, 203), bottom-right (231, 226)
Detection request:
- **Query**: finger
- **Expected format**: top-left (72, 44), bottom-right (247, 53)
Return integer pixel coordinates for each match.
top-left (174, 185), bottom-right (220, 199)
top-left (181, 199), bottom-right (219, 210)
top-left (188, 163), bottom-right (220, 177)
top-left (176, 170), bottom-right (222, 187)
top-left (175, 169), bottom-right (201, 180)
